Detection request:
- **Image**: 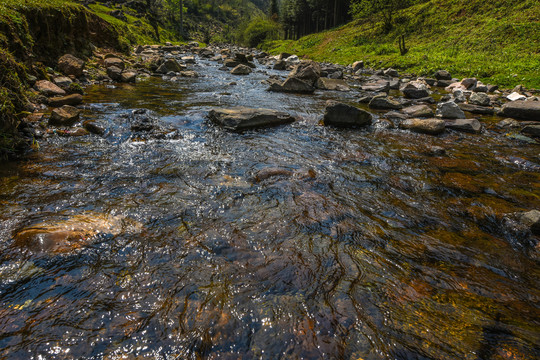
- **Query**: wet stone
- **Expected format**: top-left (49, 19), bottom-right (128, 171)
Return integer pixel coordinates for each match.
top-left (48, 94), bottom-right (83, 107)
top-left (403, 104), bottom-right (434, 118)
top-left (323, 102), bottom-right (372, 128)
top-left (399, 118), bottom-right (445, 135)
top-left (49, 105), bottom-right (81, 127)
top-left (444, 119), bottom-right (482, 134)
top-left (208, 107), bottom-right (296, 131)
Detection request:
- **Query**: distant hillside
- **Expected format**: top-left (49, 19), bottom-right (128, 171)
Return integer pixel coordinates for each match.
top-left (264, 0), bottom-right (540, 88)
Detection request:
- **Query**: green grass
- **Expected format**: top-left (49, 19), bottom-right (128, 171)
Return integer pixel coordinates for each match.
top-left (263, 0), bottom-right (540, 89)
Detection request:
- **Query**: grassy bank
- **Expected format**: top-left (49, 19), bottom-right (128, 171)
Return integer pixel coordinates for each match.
top-left (263, 0), bottom-right (540, 89)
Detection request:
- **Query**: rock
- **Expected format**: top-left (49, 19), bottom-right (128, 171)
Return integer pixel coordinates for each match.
top-left (268, 77), bottom-right (315, 94)
top-left (487, 85), bottom-right (499, 93)
top-left (34, 80), bottom-right (66, 96)
top-left (402, 104), bottom-right (433, 118)
top-left (278, 52), bottom-right (293, 60)
top-left (106, 66), bottom-right (123, 81)
top-left (83, 120), bottom-right (105, 135)
top-left (461, 78), bottom-right (477, 90)
top-left (315, 78), bottom-right (350, 91)
top-left (399, 118), bottom-right (445, 135)
top-left (230, 64), bottom-right (252, 75)
top-left (135, 45), bottom-right (144, 53)
top-left (120, 71), bottom-right (137, 83)
top-left (368, 95), bottom-right (402, 110)
top-left (104, 57), bottom-right (125, 70)
top-left (57, 54), bottom-right (85, 77)
top-left (444, 119), bottom-right (482, 133)
top-left (501, 101), bottom-right (540, 120)
top-left (253, 167), bottom-right (293, 182)
top-left (156, 59), bottom-right (184, 73)
top-left (453, 89), bottom-right (466, 103)
top-left (224, 59), bottom-right (240, 68)
top-left (323, 102), bottom-right (372, 128)
top-left (434, 70), bottom-right (452, 80)
top-left (208, 107), bottom-right (295, 131)
top-left (520, 210), bottom-right (540, 235)
top-left (458, 103), bottom-right (495, 115)
top-left (179, 71), bottom-right (199, 78)
top-left (473, 84), bottom-right (488, 93)
top-left (182, 56), bottom-right (196, 64)
top-left (48, 94), bottom-right (83, 107)
top-left (436, 101), bottom-right (466, 119)
top-left (273, 60), bottom-right (287, 70)
top-left (383, 68), bottom-right (399, 77)
top-left (13, 212), bottom-right (141, 254)
top-left (352, 60), bottom-right (364, 72)
top-left (521, 125), bottom-right (540, 137)
top-left (401, 80), bottom-right (430, 99)
top-left (49, 105), bottom-right (81, 126)
top-left (288, 61), bottom-right (321, 86)
top-left (53, 76), bottom-right (73, 89)
top-left (507, 92), bottom-right (527, 101)
top-left (512, 84), bottom-right (524, 94)
top-left (469, 92), bottom-right (491, 106)
top-left (496, 118), bottom-right (520, 128)
top-left (361, 80), bottom-right (390, 92)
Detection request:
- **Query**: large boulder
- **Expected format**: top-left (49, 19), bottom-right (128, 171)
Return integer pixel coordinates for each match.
top-left (49, 105), bottom-right (81, 126)
top-left (208, 107), bottom-right (295, 131)
top-left (268, 77), bottom-right (315, 94)
top-left (368, 95), bottom-right (402, 110)
top-left (230, 64), bottom-right (252, 75)
top-left (156, 59), bottom-right (185, 74)
top-left (399, 118), bottom-right (445, 135)
top-left (323, 102), bottom-right (372, 128)
top-left (34, 80), bottom-right (66, 96)
top-left (48, 94), bottom-right (83, 107)
top-left (57, 54), bottom-right (85, 77)
top-left (401, 80), bottom-right (431, 99)
top-left (436, 101), bottom-right (466, 119)
top-left (120, 71), bottom-right (137, 83)
top-left (501, 101), bottom-right (540, 121)
top-left (520, 210), bottom-right (540, 235)
top-left (316, 78), bottom-right (350, 91)
top-left (53, 76), bottom-right (73, 89)
top-left (288, 61), bottom-right (321, 86)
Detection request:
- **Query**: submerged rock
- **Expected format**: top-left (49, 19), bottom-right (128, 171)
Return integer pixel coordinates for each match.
top-left (208, 107), bottom-right (295, 131)
top-left (521, 125), bottom-right (540, 137)
top-left (13, 212), bottom-right (142, 254)
top-left (323, 102), bottom-right (372, 128)
top-left (157, 59), bottom-right (185, 74)
top-left (399, 118), bottom-right (445, 135)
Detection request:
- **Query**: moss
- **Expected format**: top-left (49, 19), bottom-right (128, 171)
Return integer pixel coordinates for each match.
top-left (68, 82), bottom-right (84, 95)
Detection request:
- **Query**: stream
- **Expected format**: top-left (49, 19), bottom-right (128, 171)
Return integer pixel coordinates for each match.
top-left (0, 54), bottom-right (539, 359)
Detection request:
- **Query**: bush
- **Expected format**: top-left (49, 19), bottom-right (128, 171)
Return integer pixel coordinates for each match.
top-left (241, 18), bottom-right (281, 48)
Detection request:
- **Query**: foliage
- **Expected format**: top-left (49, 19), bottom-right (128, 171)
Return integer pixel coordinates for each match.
top-left (350, 0), bottom-right (417, 32)
top-left (241, 17), bottom-right (282, 47)
top-left (264, 0), bottom-right (540, 88)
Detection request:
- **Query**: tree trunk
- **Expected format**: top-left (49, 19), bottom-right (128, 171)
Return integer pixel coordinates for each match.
top-left (179, 0), bottom-right (184, 37)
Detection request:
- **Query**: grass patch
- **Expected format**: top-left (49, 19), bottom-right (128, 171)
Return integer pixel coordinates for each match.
top-left (263, 0), bottom-right (540, 88)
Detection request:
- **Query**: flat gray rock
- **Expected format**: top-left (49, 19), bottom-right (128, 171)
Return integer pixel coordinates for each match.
top-left (208, 107), bottom-right (295, 131)
top-left (445, 119), bottom-right (482, 133)
top-left (399, 118), bottom-right (445, 135)
top-left (502, 101), bottom-right (540, 121)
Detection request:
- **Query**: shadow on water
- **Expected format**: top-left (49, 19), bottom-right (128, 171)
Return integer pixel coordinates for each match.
top-left (0, 56), bottom-right (539, 359)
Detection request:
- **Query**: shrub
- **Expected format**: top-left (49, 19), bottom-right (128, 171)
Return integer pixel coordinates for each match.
top-left (241, 18), bottom-right (281, 48)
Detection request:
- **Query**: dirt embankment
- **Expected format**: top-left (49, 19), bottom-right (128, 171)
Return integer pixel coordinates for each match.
top-left (0, 4), bottom-right (123, 159)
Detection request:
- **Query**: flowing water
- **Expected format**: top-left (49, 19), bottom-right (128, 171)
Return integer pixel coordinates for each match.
top-left (0, 56), bottom-right (539, 359)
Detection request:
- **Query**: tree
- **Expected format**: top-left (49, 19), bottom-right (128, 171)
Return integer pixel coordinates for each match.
top-left (269, 0), bottom-right (279, 19)
top-left (350, 0), bottom-right (412, 32)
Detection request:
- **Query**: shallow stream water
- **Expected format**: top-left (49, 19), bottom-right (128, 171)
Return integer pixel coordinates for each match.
top-left (0, 56), bottom-right (539, 359)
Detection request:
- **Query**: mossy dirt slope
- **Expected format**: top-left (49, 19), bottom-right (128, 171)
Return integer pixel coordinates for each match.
top-left (264, 0), bottom-right (540, 89)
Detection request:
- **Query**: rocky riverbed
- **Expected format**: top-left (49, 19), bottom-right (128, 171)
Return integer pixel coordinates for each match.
top-left (0, 42), bottom-right (539, 359)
